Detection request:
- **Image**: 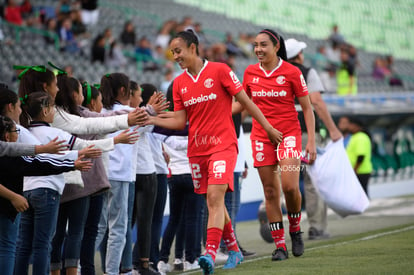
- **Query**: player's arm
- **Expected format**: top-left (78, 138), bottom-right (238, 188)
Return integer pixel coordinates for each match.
top-left (148, 110), bottom-right (187, 130)
top-left (232, 101), bottom-right (243, 114)
top-left (234, 90), bottom-right (282, 144)
top-left (309, 92), bottom-right (342, 141)
top-left (297, 95), bottom-right (317, 163)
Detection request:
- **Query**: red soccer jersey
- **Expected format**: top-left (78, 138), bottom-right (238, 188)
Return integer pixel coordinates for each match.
top-left (173, 61), bottom-right (243, 157)
top-left (243, 59), bottom-right (309, 141)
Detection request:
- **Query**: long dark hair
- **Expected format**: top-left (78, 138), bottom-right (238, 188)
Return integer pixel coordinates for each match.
top-left (0, 115), bottom-right (16, 141)
top-left (172, 29), bottom-right (199, 56)
top-left (130, 80), bottom-right (139, 96)
top-left (100, 73), bottom-right (130, 109)
top-left (82, 82), bottom-right (100, 107)
top-left (20, 92), bottom-right (54, 128)
top-left (259, 29), bottom-right (287, 61)
top-left (17, 67), bottom-right (56, 99)
top-left (55, 74), bottom-right (81, 116)
top-left (166, 80), bottom-right (174, 111)
top-left (0, 84), bottom-right (19, 116)
top-left (140, 83), bottom-right (157, 107)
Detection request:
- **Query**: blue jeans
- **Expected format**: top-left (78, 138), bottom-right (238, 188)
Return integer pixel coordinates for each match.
top-left (150, 174), bottom-right (168, 266)
top-left (120, 181), bottom-right (135, 272)
top-left (51, 196), bottom-right (90, 270)
top-left (15, 188), bottom-right (60, 275)
top-left (0, 213), bottom-right (20, 275)
top-left (159, 174), bottom-right (204, 263)
top-left (80, 193), bottom-right (104, 275)
top-left (96, 180), bottom-right (130, 275)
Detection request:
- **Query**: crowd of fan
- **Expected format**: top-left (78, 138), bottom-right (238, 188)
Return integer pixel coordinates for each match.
top-left (0, 1), bottom-right (405, 93)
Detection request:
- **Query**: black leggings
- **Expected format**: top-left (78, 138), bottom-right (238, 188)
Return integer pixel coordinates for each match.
top-left (357, 173), bottom-right (371, 198)
top-left (132, 173), bottom-right (158, 264)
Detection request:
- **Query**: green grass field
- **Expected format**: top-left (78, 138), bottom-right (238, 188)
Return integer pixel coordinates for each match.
top-left (181, 223), bottom-right (414, 275)
top-left (90, 196), bottom-right (414, 275)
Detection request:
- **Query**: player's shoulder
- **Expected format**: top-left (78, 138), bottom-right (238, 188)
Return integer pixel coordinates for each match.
top-left (173, 71), bottom-right (190, 87)
top-left (281, 60), bottom-right (300, 71)
top-left (280, 60), bottom-right (303, 76)
top-left (245, 62), bottom-right (259, 71)
top-left (206, 60), bottom-right (229, 71)
top-left (174, 71), bottom-right (187, 80)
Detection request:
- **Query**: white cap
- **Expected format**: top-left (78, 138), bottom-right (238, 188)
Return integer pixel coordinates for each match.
top-left (285, 38), bottom-right (307, 59)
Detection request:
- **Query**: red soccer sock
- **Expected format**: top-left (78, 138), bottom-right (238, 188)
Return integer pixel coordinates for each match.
top-left (205, 227), bottom-right (223, 261)
top-left (288, 212), bottom-right (302, 233)
top-left (270, 222), bottom-right (286, 250)
top-left (222, 221), bottom-right (240, 252)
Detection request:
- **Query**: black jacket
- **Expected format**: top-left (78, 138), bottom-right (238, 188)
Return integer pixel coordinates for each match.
top-left (0, 155), bottom-right (75, 220)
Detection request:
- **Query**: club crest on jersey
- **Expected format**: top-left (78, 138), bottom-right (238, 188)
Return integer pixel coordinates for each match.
top-left (276, 75), bottom-right (286, 85)
top-left (193, 179), bottom-right (200, 189)
top-left (256, 152), bottom-right (264, 162)
top-left (204, 78), bottom-right (214, 88)
top-left (213, 160), bottom-right (226, 179)
top-left (284, 136), bottom-right (296, 148)
top-left (181, 87), bottom-right (188, 94)
top-left (253, 77), bottom-right (260, 83)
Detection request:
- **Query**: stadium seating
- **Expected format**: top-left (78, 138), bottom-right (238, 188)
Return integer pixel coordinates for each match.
top-left (174, 0), bottom-right (414, 61)
top-left (2, 0), bottom-right (414, 90)
top-left (1, 0), bottom-right (413, 184)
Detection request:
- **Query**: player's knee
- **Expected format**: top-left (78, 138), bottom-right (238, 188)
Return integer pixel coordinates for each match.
top-left (263, 186), bottom-right (278, 201)
top-left (283, 185), bottom-right (300, 197)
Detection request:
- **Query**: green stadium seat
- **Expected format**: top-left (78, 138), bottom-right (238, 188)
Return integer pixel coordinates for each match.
top-left (175, 0), bottom-right (414, 60)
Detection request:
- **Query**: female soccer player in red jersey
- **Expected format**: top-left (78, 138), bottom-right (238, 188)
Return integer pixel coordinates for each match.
top-left (148, 30), bottom-right (282, 274)
top-left (243, 29), bottom-right (316, 261)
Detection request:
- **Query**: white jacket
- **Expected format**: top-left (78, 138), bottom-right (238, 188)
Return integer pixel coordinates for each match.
top-left (52, 107), bottom-right (129, 135)
top-left (28, 122), bottom-right (115, 190)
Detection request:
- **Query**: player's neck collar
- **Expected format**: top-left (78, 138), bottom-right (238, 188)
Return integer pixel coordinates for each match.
top-left (185, 59), bottom-right (208, 83)
top-left (259, 58), bottom-right (283, 77)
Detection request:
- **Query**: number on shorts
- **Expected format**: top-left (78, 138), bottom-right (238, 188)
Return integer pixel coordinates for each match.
top-left (191, 163), bottom-right (202, 179)
top-left (255, 141), bottom-right (264, 151)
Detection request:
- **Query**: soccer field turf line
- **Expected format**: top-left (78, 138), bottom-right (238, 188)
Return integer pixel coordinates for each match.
top-left (181, 223), bottom-right (414, 274)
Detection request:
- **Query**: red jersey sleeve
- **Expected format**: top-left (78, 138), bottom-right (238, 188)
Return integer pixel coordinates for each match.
top-left (172, 78), bottom-right (185, 111)
top-left (219, 64), bottom-right (243, 96)
top-left (291, 67), bottom-right (309, 98)
top-left (243, 66), bottom-right (252, 97)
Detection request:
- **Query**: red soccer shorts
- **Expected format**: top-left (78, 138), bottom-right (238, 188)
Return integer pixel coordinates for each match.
top-left (252, 134), bottom-right (302, 167)
top-left (189, 145), bottom-right (237, 194)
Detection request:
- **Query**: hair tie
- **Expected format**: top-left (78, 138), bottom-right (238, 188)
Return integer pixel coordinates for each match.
top-left (48, 61), bottom-right (67, 76)
top-left (13, 65), bottom-right (46, 80)
top-left (19, 94), bottom-right (28, 105)
top-left (105, 73), bottom-right (111, 78)
top-left (93, 84), bottom-right (101, 89)
top-left (82, 82), bottom-right (92, 105)
top-left (260, 30), bottom-right (279, 44)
